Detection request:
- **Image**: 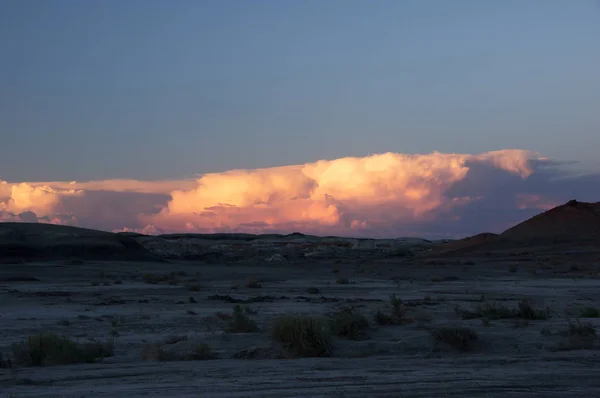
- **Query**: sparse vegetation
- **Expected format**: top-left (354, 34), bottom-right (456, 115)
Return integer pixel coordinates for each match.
top-left (328, 308), bottom-right (369, 340)
top-left (555, 320), bottom-right (597, 351)
top-left (246, 277), bottom-right (262, 288)
top-left (163, 335), bottom-right (188, 345)
top-left (457, 299), bottom-right (550, 321)
top-left (431, 326), bottom-right (478, 351)
top-left (306, 287), bottom-right (320, 294)
top-left (335, 277), bottom-right (349, 284)
top-left (579, 307), bottom-right (600, 318)
top-left (110, 316), bottom-right (125, 327)
top-left (186, 284), bottom-right (201, 292)
top-left (226, 305), bottom-right (259, 333)
top-left (0, 352), bottom-right (11, 368)
top-left (142, 272), bottom-right (178, 284)
top-left (375, 295), bottom-right (409, 325)
top-left (140, 340), bottom-right (215, 361)
top-left (11, 332), bottom-right (114, 366)
top-left (140, 343), bottom-right (169, 361)
top-left (185, 343), bottom-right (216, 360)
top-left (272, 315), bottom-right (332, 357)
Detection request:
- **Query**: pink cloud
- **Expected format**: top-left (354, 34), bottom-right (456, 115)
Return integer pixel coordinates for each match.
top-left (1, 149), bottom-right (595, 238)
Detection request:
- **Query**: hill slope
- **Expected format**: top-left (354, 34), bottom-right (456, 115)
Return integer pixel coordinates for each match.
top-left (501, 200), bottom-right (600, 241)
top-left (0, 223), bottom-right (162, 262)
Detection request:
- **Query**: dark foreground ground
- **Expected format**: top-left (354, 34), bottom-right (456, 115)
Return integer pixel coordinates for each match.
top-left (2, 242), bottom-right (600, 398)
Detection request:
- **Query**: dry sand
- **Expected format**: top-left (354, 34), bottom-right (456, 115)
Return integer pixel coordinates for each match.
top-left (2, 249), bottom-right (600, 397)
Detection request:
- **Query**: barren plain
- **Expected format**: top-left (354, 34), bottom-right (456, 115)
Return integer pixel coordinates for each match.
top-left (1, 200), bottom-right (600, 397)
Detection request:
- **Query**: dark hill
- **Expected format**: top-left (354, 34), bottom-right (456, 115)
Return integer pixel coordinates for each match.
top-left (500, 200), bottom-right (600, 241)
top-left (0, 223), bottom-right (162, 262)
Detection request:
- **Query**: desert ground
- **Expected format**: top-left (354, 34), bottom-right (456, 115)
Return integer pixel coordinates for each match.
top-left (1, 201), bottom-right (600, 397)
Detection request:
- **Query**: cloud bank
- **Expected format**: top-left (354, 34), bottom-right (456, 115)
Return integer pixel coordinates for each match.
top-left (1, 150), bottom-right (599, 238)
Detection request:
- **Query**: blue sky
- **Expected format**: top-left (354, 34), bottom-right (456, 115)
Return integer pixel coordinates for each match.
top-left (1, 0), bottom-right (599, 182)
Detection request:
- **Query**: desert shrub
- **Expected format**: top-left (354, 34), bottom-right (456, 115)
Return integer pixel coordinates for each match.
top-left (328, 308), bottom-right (369, 340)
top-left (272, 315), bottom-right (332, 357)
top-left (390, 295), bottom-right (407, 318)
top-left (141, 340), bottom-right (215, 361)
top-left (306, 287), bottom-right (320, 294)
top-left (374, 310), bottom-right (395, 325)
top-left (140, 343), bottom-right (169, 361)
top-left (475, 302), bottom-right (515, 319)
top-left (163, 335), bottom-right (188, 345)
top-left (375, 295), bottom-right (408, 325)
top-left (246, 278), bottom-right (262, 288)
top-left (457, 300), bottom-right (549, 320)
top-left (555, 320), bottom-right (597, 351)
top-left (0, 352), bottom-right (12, 368)
top-left (142, 273), bottom-right (169, 284)
top-left (11, 332), bottom-right (114, 366)
top-left (226, 305), bottom-right (259, 333)
top-left (517, 299), bottom-right (550, 320)
top-left (336, 277), bottom-right (349, 285)
top-left (184, 343), bottom-right (216, 360)
top-left (110, 316), bottom-right (126, 327)
top-left (187, 284), bottom-right (201, 292)
top-left (431, 326), bottom-right (478, 351)
top-left (142, 272), bottom-right (182, 285)
top-left (579, 307), bottom-right (600, 318)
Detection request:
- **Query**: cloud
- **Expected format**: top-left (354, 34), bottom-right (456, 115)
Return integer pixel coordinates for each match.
top-left (1, 149), bottom-right (598, 238)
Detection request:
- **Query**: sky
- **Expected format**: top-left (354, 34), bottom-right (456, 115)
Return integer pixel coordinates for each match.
top-left (1, 0), bottom-right (599, 238)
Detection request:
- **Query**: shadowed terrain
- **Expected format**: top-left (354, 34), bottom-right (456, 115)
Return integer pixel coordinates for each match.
top-left (1, 200), bottom-right (600, 397)
top-left (0, 223), bottom-right (162, 263)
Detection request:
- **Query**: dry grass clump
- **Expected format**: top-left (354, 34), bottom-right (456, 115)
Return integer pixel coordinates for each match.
top-left (140, 343), bottom-right (169, 361)
top-left (457, 299), bottom-right (550, 321)
top-left (0, 352), bottom-right (12, 368)
top-left (163, 335), bottom-right (188, 345)
top-left (579, 307), bottom-right (600, 318)
top-left (272, 315), bottom-right (332, 357)
top-left (184, 343), bottom-right (216, 360)
top-left (226, 305), bottom-right (259, 333)
top-left (246, 277), bottom-right (262, 288)
top-left (374, 295), bottom-right (409, 325)
top-left (431, 326), bottom-right (478, 351)
top-left (142, 272), bottom-right (183, 285)
top-left (517, 299), bottom-right (551, 320)
top-left (10, 332), bottom-right (114, 366)
top-left (328, 308), bottom-right (369, 340)
top-left (141, 341), bottom-right (216, 361)
top-left (554, 320), bottom-right (597, 351)
top-left (186, 284), bottom-right (201, 292)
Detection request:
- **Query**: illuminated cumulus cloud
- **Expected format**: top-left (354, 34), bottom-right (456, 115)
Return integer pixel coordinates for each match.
top-left (0, 181), bottom-right (82, 225)
top-left (2, 149), bottom-right (598, 238)
top-left (147, 149), bottom-right (542, 237)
